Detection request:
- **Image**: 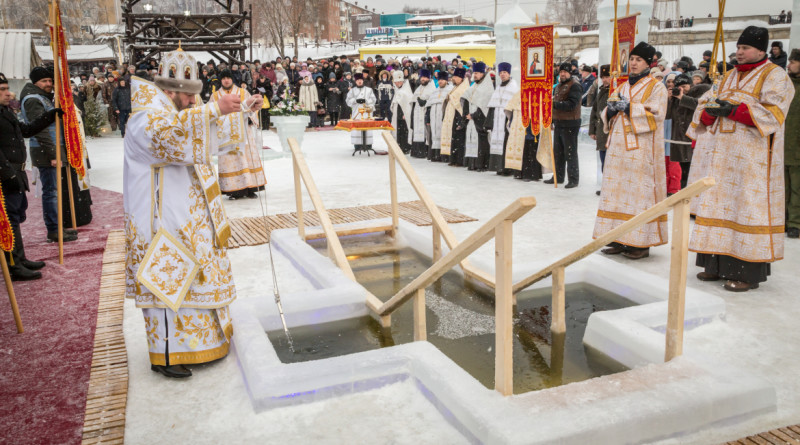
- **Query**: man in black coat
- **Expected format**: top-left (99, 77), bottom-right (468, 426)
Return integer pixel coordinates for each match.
top-left (0, 73), bottom-right (62, 280)
top-left (547, 62), bottom-right (583, 188)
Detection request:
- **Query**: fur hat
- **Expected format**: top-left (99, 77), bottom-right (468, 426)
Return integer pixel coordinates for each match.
top-left (691, 70), bottom-right (705, 79)
top-left (154, 48), bottom-right (203, 94)
top-left (391, 70), bottom-right (404, 82)
top-left (452, 67), bottom-right (467, 78)
top-left (674, 73), bottom-right (692, 87)
top-left (353, 72), bottom-right (364, 80)
top-left (436, 71), bottom-right (449, 81)
top-left (599, 64), bottom-right (611, 77)
top-left (630, 41), bottom-right (656, 65)
top-left (30, 66), bottom-right (53, 84)
top-left (0, 72), bottom-right (6, 85)
top-left (737, 26), bottom-right (769, 52)
top-left (218, 69), bottom-right (233, 80)
top-left (558, 62), bottom-right (572, 73)
top-left (497, 62), bottom-right (512, 73)
top-left (472, 62), bottom-right (486, 74)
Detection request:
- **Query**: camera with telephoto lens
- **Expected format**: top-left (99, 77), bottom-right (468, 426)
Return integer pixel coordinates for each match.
top-left (672, 87), bottom-right (682, 97)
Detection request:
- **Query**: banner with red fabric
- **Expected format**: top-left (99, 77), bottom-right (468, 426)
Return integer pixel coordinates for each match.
top-left (49, 0), bottom-right (85, 178)
top-left (609, 14), bottom-right (637, 94)
top-left (0, 187), bottom-right (14, 252)
top-left (519, 24), bottom-right (554, 136)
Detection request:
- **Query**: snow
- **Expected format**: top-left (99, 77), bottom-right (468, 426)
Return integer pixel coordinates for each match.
top-left (85, 124), bottom-right (800, 443)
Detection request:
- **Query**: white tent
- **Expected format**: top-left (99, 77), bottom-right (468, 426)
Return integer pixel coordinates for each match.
top-left (0, 30), bottom-right (43, 94)
top-left (36, 44), bottom-right (115, 63)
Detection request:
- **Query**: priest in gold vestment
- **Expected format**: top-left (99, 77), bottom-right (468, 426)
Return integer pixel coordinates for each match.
top-left (211, 69), bottom-right (266, 199)
top-left (124, 49), bottom-right (261, 378)
top-left (594, 42), bottom-right (669, 260)
top-left (687, 26), bottom-right (793, 292)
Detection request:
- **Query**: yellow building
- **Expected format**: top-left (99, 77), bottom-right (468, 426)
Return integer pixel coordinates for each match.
top-left (359, 44), bottom-right (496, 65)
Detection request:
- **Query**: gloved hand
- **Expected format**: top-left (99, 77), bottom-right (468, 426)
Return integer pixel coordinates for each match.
top-left (356, 98), bottom-right (366, 104)
top-left (606, 106), bottom-right (620, 120)
top-left (703, 99), bottom-right (737, 117)
top-left (46, 107), bottom-right (64, 121)
top-left (417, 98), bottom-right (427, 107)
top-left (620, 98), bottom-right (631, 116)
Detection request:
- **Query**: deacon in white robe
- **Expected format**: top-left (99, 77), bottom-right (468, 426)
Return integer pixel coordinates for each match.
top-left (427, 71), bottom-right (453, 162)
top-left (124, 48), bottom-right (261, 378)
top-left (210, 69), bottom-right (266, 199)
top-left (462, 62), bottom-right (494, 171)
top-left (389, 70), bottom-right (413, 153)
top-left (486, 62), bottom-right (519, 174)
top-left (345, 72), bottom-right (377, 151)
top-left (442, 67), bottom-right (470, 165)
top-left (410, 69), bottom-right (436, 158)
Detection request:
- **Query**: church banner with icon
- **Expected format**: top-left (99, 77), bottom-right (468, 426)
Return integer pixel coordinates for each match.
top-left (519, 24), bottom-right (554, 135)
top-left (610, 14), bottom-right (637, 94)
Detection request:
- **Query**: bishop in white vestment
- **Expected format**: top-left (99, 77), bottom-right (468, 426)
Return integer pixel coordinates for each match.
top-left (124, 49), bottom-right (261, 378)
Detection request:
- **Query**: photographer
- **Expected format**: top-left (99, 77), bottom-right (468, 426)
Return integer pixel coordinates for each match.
top-left (668, 73), bottom-right (710, 188)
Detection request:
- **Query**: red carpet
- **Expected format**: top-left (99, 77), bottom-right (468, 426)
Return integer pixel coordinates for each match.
top-left (0, 186), bottom-right (124, 445)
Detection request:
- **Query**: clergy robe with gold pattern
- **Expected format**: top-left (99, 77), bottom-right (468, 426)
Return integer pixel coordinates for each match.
top-left (686, 61), bottom-right (793, 263)
top-left (593, 75), bottom-right (669, 248)
top-left (125, 77), bottom-right (235, 366)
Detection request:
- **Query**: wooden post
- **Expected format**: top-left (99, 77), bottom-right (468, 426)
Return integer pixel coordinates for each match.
top-left (665, 199), bottom-right (690, 361)
top-left (388, 149), bottom-right (399, 237)
top-left (551, 266), bottom-right (566, 334)
top-left (51, 1), bottom-right (64, 265)
top-left (413, 288), bottom-right (426, 341)
top-left (293, 156), bottom-right (304, 240)
top-left (550, 330), bottom-right (565, 386)
top-left (0, 253), bottom-right (22, 333)
top-left (494, 219), bottom-right (513, 396)
top-left (432, 224), bottom-right (441, 263)
top-left (65, 165), bottom-right (77, 229)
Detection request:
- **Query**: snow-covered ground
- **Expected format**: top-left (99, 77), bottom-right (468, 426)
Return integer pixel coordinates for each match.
top-left (88, 125), bottom-right (800, 443)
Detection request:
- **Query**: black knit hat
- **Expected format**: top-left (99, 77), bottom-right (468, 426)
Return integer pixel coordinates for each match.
top-left (219, 69), bottom-right (233, 80)
top-left (673, 74), bottom-right (691, 87)
top-left (30, 66), bottom-right (53, 84)
top-left (599, 64), bottom-right (611, 77)
top-left (737, 26), bottom-right (769, 52)
top-left (630, 41), bottom-right (656, 65)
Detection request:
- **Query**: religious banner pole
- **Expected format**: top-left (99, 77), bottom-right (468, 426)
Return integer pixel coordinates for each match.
top-left (49, 0), bottom-right (64, 264)
top-left (0, 185), bottom-right (22, 333)
top-left (705, 0), bottom-right (727, 108)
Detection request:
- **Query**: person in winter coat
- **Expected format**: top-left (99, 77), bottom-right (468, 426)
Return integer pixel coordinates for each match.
top-left (785, 48), bottom-right (800, 239)
top-left (254, 72), bottom-right (273, 129)
top-left (770, 41), bottom-right (788, 69)
top-left (325, 72), bottom-right (343, 126)
top-left (589, 65), bottom-right (611, 195)
top-left (669, 73), bottom-right (710, 188)
top-left (376, 70), bottom-right (394, 120)
top-left (337, 72), bottom-right (354, 119)
top-left (111, 78), bottom-right (132, 137)
top-left (579, 66), bottom-right (596, 106)
top-left (315, 76), bottom-right (327, 125)
top-left (239, 63), bottom-right (252, 88)
top-left (299, 74), bottom-right (320, 128)
top-left (275, 77), bottom-right (292, 102)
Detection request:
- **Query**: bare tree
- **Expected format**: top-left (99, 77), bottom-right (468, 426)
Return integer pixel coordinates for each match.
top-left (284, 0), bottom-right (311, 58)
top-left (253, 0), bottom-right (290, 59)
top-left (545, 0), bottom-right (598, 26)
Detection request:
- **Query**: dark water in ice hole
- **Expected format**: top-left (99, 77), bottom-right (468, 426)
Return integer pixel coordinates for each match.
top-left (267, 239), bottom-right (633, 394)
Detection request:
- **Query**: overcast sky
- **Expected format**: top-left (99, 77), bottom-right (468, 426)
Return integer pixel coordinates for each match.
top-left (363, 0), bottom-right (793, 23)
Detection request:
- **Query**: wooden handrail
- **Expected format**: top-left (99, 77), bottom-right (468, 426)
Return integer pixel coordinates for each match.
top-left (377, 197), bottom-right (536, 316)
top-left (381, 131), bottom-right (496, 288)
top-left (511, 177), bottom-right (716, 294)
top-left (287, 138), bottom-right (356, 281)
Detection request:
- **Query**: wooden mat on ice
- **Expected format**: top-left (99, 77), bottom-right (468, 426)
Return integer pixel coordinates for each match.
top-left (227, 200), bottom-right (476, 248)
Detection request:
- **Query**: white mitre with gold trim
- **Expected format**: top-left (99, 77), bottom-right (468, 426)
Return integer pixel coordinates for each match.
top-left (154, 43), bottom-right (203, 94)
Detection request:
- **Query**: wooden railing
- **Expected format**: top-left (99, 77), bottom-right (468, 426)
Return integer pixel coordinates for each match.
top-left (511, 177), bottom-right (716, 362)
top-left (288, 138), bottom-right (387, 324)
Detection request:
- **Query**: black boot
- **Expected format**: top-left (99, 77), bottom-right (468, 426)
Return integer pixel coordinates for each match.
top-left (11, 225), bottom-right (44, 270)
top-left (7, 258), bottom-right (41, 281)
top-left (151, 364), bottom-right (192, 378)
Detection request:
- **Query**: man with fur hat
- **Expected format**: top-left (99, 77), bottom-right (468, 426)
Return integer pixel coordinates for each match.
top-left (389, 70), bottom-right (413, 154)
top-left (0, 72), bottom-right (61, 280)
top-left (687, 26), bottom-right (793, 291)
top-left (376, 69), bottom-right (393, 120)
top-left (769, 40), bottom-right (787, 70)
top-left (345, 72), bottom-right (377, 153)
top-left (210, 68), bottom-right (266, 199)
top-left (486, 62), bottom-right (519, 174)
top-left (595, 41), bottom-right (669, 260)
top-left (426, 71), bottom-right (453, 162)
top-left (441, 67), bottom-right (469, 165)
top-left (124, 47), bottom-right (256, 377)
top-left (548, 61), bottom-right (583, 188)
top-left (21, 66), bottom-right (84, 243)
top-left (785, 48), bottom-right (800, 239)
top-left (409, 69), bottom-right (435, 158)
top-left (462, 62), bottom-right (494, 171)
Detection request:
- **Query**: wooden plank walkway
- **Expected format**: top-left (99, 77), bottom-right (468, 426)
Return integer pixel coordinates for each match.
top-left (227, 200), bottom-right (477, 248)
top-left (725, 424), bottom-right (800, 445)
top-left (81, 230), bottom-right (128, 445)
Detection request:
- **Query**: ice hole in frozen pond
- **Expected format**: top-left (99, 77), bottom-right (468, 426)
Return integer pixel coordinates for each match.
top-left (267, 236), bottom-right (634, 394)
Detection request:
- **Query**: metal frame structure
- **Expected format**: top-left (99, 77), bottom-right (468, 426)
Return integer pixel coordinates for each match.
top-left (122, 0), bottom-right (251, 64)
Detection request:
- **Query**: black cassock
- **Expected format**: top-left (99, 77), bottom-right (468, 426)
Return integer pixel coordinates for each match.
top-left (395, 105), bottom-right (412, 154)
top-left (444, 96), bottom-right (467, 166)
top-left (463, 98), bottom-right (490, 172)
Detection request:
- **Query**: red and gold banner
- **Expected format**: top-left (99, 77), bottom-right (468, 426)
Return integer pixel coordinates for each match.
top-left (49, 0), bottom-right (85, 178)
top-left (519, 24), bottom-right (554, 135)
top-left (610, 14), bottom-right (637, 94)
top-left (0, 187), bottom-right (14, 252)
